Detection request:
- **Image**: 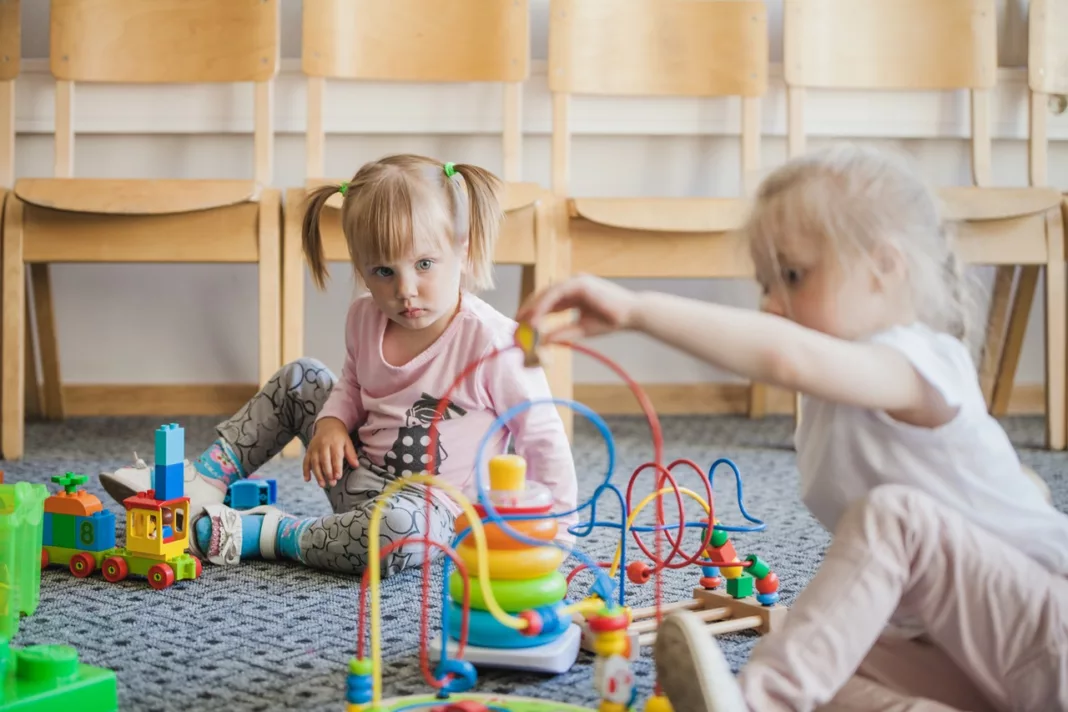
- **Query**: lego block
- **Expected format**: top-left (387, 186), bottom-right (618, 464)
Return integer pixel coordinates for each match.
top-left (153, 462), bottom-right (183, 502)
top-left (224, 480), bottom-right (278, 510)
top-left (0, 642), bottom-right (118, 711)
top-left (73, 511), bottom-right (116, 553)
top-left (726, 573), bottom-right (754, 599)
top-left (49, 514), bottom-right (76, 550)
top-left (41, 513), bottom-right (52, 548)
top-left (154, 423), bottom-right (185, 467)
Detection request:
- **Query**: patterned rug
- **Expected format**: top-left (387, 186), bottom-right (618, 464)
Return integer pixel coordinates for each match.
top-left (2, 413), bottom-right (1061, 711)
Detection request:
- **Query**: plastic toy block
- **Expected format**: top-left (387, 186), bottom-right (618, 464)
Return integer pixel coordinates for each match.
top-left (224, 480), bottom-right (278, 510)
top-left (726, 573), bottom-right (754, 599)
top-left (154, 423), bottom-right (184, 467)
top-left (73, 511), bottom-right (116, 553)
top-left (43, 475), bottom-right (101, 517)
top-left (40, 515), bottom-right (51, 548)
top-left (153, 462), bottom-right (183, 502)
top-left (0, 641), bottom-right (118, 711)
top-left (0, 483), bottom-right (47, 640)
top-left (48, 515), bottom-right (75, 550)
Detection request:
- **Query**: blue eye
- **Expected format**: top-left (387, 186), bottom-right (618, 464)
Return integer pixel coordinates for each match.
top-left (416, 259), bottom-right (434, 270)
top-left (372, 266), bottom-right (393, 278)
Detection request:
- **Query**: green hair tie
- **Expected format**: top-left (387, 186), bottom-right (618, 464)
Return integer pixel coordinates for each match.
top-left (443, 162), bottom-right (457, 178)
top-left (339, 181), bottom-right (349, 196)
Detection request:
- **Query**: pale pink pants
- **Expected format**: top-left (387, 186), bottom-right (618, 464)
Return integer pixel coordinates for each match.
top-left (738, 484), bottom-right (1068, 711)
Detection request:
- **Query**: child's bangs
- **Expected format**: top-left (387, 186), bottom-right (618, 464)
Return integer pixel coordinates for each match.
top-left (345, 179), bottom-right (453, 269)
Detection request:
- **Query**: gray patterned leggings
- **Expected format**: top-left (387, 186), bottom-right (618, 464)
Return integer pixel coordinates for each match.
top-left (216, 357), bottom-right (455, 577)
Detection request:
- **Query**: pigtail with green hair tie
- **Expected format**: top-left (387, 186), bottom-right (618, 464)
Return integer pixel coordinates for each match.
top-left (443, 162), bottom-right (456, 178)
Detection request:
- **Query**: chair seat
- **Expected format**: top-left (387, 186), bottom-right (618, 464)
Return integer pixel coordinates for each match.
top-left (938, 186), bottom-right (1063, 222)
top-left (13, 178), bottom-right (261, 215)
top-left (569, 196), bottom-right (750, 233)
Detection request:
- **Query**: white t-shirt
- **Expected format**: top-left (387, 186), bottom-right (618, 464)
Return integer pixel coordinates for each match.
top-left (796, 321), bottom-right (1068, 576)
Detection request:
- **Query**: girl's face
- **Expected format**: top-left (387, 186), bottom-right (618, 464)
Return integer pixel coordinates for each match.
top-left (360, 237), bottom-right (466, 334)
top-left (756, 233), bottom-right (904, 341)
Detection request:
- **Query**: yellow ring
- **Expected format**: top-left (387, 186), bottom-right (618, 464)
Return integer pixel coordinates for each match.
top-left (456, 539), bottom-right (564, 579)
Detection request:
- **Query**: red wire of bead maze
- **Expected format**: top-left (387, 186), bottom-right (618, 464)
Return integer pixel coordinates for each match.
top-left (354, 335), bottom-right (728, 696)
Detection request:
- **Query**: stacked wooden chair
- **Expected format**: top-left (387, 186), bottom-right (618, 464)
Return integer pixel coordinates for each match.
top-left (1, 0), bottom-right (283, 459)
top-left (547, 0), bottom-right (774, 419)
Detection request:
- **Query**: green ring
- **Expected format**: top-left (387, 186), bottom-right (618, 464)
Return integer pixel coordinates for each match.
top-left (449, 570), bottom-right (567, 612)
top-left (443, 162), bottom-right (457, 178)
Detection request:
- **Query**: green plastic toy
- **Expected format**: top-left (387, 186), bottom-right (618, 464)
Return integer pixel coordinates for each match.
top-left (0, 481), bottom-right (118, 711)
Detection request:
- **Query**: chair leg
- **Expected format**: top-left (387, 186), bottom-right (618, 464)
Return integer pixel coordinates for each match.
top-left (2, 198), bottom-right (25, 460)
top-left (29, 264), bottom-right (64, 420)
top-left (1044, 210), bottom-right (1066, 451)
top-left (979, 265), bottom-right (1016, 407)
top-left (258, 190), bottom-right (282, 396)
top-left (747, 382), bottom-right (767, 418)
top-left (991, 266), bottom-right (1039, 416)
top-left (23, 295), bottom-right (42, 419)
top-left (281, 189), bottom-right (306, 459)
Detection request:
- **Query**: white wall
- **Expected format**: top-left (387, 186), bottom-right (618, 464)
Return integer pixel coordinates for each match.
top-left (10, 0), bottom-right (1068, 388)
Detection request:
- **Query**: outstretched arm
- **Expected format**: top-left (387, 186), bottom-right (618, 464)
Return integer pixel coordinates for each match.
top-left (517, 276), bottom-right (956, 428)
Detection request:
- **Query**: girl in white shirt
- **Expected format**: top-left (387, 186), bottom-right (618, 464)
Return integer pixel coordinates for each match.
top-left (517, 143), bottom-right (1068, 712)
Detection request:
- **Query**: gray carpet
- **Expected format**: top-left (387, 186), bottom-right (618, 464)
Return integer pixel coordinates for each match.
top-left (2, 414), bottom-right (1064, 711)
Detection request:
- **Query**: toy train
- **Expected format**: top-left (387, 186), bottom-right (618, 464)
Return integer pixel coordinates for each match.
top-left (41, 424), bottom-right (202, 590)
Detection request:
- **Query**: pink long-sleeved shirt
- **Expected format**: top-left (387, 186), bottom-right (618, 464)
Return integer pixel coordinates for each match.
top-left (316, 292), bottom-right (578, 531)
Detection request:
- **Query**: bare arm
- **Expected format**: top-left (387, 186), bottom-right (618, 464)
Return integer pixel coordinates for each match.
top-left (630, 292), bottom-right (955, 427)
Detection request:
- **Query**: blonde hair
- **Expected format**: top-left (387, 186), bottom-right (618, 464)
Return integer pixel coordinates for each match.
top-left (744, 143), bottom-right (975, 344)
top-left (302, 154), bottom-right (504, 292)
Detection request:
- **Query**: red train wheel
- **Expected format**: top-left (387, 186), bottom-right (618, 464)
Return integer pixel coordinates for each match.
top-left (69, 552), bottom-right (95, 578)
top-left (147, 563), bottom-right (175, 590)
top-left (194, 558), bottom-right (203, 578)
top-left (40, 549), bottom-right (49, 569)
top-left (101, 556), bottom-right (129, 583)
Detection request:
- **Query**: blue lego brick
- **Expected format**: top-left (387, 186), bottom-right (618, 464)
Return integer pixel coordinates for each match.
top-left (153, 462), bottom-right (184, 501)
top-left (154, 423), bottom-right (185, 467)
top-left (42, 512), bottom-right (52, 547)
top-left (224, 480), bottom-right (278, 510)
top-left (73, 511), bottom-right (116, 552)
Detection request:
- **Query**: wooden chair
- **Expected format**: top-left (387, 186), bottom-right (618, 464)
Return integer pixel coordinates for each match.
top-left (282, 0), bottom-right (557, 453)
top-left (1, 0), bottom-right (282, 460)
top-left (547, 0), bottom-right (772, 419)
top-left (783, 0), bottom-right (1066, 450)
top-left (989, 0), bottom-right (1068, 444)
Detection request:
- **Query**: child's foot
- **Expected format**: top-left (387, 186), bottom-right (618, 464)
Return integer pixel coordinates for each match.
top-left (99, 438), bottom-right (244, 518)
top-left (654, 610), bottom-right (748, 712)
top-left (190, 504), bottom-right (308, 566)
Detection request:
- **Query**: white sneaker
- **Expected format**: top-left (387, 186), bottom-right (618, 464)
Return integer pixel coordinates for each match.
top-left (189, 503), bottom-right (286, 566)
top-left (99, 452), bottom-right (226, 519)
top-left (654, 610), bottom-right (749, 712)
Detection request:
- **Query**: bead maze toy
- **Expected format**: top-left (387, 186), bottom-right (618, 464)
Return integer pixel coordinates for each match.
top-left (342, 325), bottom-right (787, 712)
top-left (0, 479), bottom-right (118, 710)
top-left (41, 423), bottom-right (202, 589)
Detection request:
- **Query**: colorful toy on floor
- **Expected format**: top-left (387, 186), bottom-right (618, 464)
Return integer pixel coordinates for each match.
top-left (41, 423), bottom-right (202, 590)
top-left (342, 325), bottom-right (788, 712)
top-left (224, 479), bottom-right (278, 510)
top-left (0, 480), bottom-right (118, 711)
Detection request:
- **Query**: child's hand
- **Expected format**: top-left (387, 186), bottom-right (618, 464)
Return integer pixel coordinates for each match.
top-left (303, 417), bottom-right (358, 488)
top-left (516, 274), bottom-right (640, 343)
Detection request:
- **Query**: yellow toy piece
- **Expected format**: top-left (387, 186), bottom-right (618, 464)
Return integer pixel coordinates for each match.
top-left (489, 454), bottom-right (527, 492)
top-left (514, 323), bottom-right (541, 367)
top-left (644, 695), bottom-right (673, 712)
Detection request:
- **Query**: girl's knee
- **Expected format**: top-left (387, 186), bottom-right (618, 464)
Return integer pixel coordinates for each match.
top-left (845, 484), bottom-right (932, 528)
top-left (278, 357), bottom-right (336, 389)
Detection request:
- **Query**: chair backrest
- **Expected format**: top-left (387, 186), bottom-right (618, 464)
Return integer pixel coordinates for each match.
top-left (0, 0), bottom-right (19, 188)
top-left (1028, 0), bottom-right (1068, 186)
top-left (783, 0), bottom-right (997, 186)
top-left (301, 0), bottom-right (530, 181)
top-left (49, 0), bottom-right (279, 183)
top-left (547, 0), bottom-right (768, 197)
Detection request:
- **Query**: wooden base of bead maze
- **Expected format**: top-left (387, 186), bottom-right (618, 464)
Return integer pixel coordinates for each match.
top-left (373, 692), bottom-right (596, 712)
top-left (578, 586), bottom-right (787, 661)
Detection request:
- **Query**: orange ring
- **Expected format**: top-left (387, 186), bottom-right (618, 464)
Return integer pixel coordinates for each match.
top-left (454, 514), bottom-right (558, 550)
top-left (456, 539), bottom-right (565, 579)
